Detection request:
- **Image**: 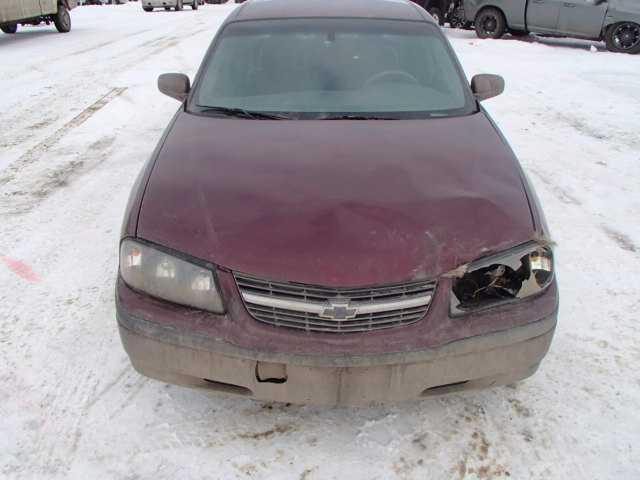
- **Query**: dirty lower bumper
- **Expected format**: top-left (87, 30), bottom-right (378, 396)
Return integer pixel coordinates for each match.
top-left (117, 306), bottom-right (557, 406)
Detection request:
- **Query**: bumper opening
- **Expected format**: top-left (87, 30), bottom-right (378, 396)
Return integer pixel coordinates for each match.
top-left (421, 380), bottom-right (470, 396)
top-left (203, 378), bottom-right (253, 396)
top-left (255, 362), bottom-right (288, 384)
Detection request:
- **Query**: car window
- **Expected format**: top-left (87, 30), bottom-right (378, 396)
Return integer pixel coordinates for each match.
top-left (193, 19), bottom-right (474, 119)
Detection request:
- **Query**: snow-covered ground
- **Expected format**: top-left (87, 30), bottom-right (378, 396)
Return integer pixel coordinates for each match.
top-left (1, 2), bottom-right (639, 479)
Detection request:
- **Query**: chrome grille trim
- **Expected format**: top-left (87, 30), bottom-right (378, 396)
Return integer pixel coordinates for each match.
top-left (240, 292), bottom-right (432, 316)
top-left (235, 273), bottom-right (437, 333)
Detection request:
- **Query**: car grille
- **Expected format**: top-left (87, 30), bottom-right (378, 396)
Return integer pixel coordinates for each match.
top-left (234, 273), bottom-right (436, 333)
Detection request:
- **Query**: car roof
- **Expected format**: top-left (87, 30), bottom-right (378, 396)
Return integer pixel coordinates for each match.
top-left (231, 0), bottom-right (430, 22)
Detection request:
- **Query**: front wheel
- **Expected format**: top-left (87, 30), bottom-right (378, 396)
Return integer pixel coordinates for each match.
top-left (53, 6), bottom-right (71, 33)
top-left (428, 7), bottom-right (444, 27)
top-left (605, 22), bottom-right (640, 54)
top-left (475, 7), bottom-right (506, 39)
top-left (1, 24), bottom-right (18, 34)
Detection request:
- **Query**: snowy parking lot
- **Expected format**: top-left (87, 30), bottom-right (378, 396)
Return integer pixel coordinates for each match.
top-left (1, 2), bottom-right (639, 479)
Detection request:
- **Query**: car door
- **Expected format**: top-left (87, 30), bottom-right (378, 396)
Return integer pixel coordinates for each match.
top-left (526, 0), bottom-right (563, 33)
top-left (557, 0), bottom-right (607, 38)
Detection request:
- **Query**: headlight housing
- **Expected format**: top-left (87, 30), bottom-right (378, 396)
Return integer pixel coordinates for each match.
top-left (450, 242), bottom-right (554, 315)
top-left (119, 239), bottom-right (224, 313)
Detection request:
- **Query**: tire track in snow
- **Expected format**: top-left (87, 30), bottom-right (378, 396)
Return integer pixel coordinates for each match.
top-left (118, 26), bottom-right (211, 70)
top-left (0, 134), bottom-right (118, 215)
top-left (107, 375), bottom-right (149, 421)
top-left (0, 24), bottom-right (209, 156)
top-left (1, 28), bottom-right (156, 80)
top-left (82, 365), bottom-right (131, 413)
top-left (600, 225), bottom-right (638, 253)
top-left (65, 28), bottom-right (154, 59)
top-left (0, 87), bottom-right (126, 188)
top-left (29, 339), bottom-right (136, 476)
top-left (527, 170), bottom-right (582, 206)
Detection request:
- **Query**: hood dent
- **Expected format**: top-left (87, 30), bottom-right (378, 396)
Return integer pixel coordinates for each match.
top-left (137, 113), bottom-right (534, 287)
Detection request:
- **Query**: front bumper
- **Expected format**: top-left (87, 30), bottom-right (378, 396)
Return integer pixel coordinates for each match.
top-left (117, 276), bottom-right (557, 406)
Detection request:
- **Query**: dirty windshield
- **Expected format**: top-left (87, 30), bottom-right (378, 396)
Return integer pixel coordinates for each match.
top-left (193, 19), bottom-right (474, 119)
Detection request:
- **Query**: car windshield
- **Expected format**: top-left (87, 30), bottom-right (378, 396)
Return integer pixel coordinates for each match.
top-left (192, 19), bottom-right (474, 119)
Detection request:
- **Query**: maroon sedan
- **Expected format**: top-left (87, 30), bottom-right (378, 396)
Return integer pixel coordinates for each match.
top-left (117, 0), bottom-right (558, 406)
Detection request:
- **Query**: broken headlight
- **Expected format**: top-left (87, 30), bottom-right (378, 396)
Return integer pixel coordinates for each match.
top-left (450, 242), bottom-right (554, 315)
top-left (119, 239), bottom-right (224, 313)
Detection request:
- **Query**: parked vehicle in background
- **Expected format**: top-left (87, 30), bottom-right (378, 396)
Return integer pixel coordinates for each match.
top-left (142, 0), bottom-right (198, 11)
top-left (445, 1), bottom-right (474, 28)
top-left (412, 0), bottom-right (449, 25)
top-left (77, 0), bottom-right (127, 5)
top-left (410, 0), bottom-right (452, 26)
top-left (464, 0), bottom-right (640, 54)
top-left (0, 0), bottom-right (76, 34)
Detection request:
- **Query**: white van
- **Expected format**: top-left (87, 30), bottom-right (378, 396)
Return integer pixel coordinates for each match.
top-left (0, 0), bottom-right (77, 34)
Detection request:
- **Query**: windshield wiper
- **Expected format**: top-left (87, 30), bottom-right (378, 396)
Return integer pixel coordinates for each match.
top-left (319, 114), bottom-right (397, 120)
top-left (197, 106), bottom-right (290, 120)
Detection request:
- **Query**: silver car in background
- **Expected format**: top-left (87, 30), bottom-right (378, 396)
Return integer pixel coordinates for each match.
top-left (465, 0), bottom-right (640, 54)
top-left (142, 0), bottom-right (200, 11)
top-left (1, 0), bottom-right (76, 34)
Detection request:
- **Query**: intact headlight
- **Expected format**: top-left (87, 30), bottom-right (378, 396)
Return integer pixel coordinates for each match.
top-left (119, 239), bottom-right (224, 313)
top-left (450, 241), bottom-right (554, 315)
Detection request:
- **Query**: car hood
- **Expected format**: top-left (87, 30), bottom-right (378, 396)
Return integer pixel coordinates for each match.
top-left (137, 111), bottom-right (534, 287)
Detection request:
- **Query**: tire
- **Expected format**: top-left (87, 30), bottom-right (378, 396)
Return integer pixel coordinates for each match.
top-left (1, 24), bottom-right (18, 34)
top-left (475, 7), bottom-right (506, 39)
top-left (191, 0), bottom-right (198, 9)
top-left (175, 0), bottom-right (182, 10)
top-left (428, 7), bottom-right (444, 27)
top-left (53, 5), bottom-right (71, 33)
top-left (143, 6), bottom-right (153, 11)
top-left (605, 22), bottom-right (640, 54)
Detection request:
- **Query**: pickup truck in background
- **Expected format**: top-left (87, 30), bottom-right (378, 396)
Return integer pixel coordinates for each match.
top-left (464, 0), bottom-right (640, 54)
top-left (0, 0), bottom-right (77, 34)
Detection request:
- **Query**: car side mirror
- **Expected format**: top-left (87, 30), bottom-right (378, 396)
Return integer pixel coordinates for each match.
top-left (470, 74), bottom-right (505, 101)
top-left (158, 73), bottom-right (190, 102)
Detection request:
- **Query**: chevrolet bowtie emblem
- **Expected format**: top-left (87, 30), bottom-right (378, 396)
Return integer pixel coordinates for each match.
top-left (319, 299), bottom-right (358, 320)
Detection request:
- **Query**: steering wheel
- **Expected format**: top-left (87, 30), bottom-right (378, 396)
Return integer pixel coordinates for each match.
top-left (365, 70), bottom-right (419, 87)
